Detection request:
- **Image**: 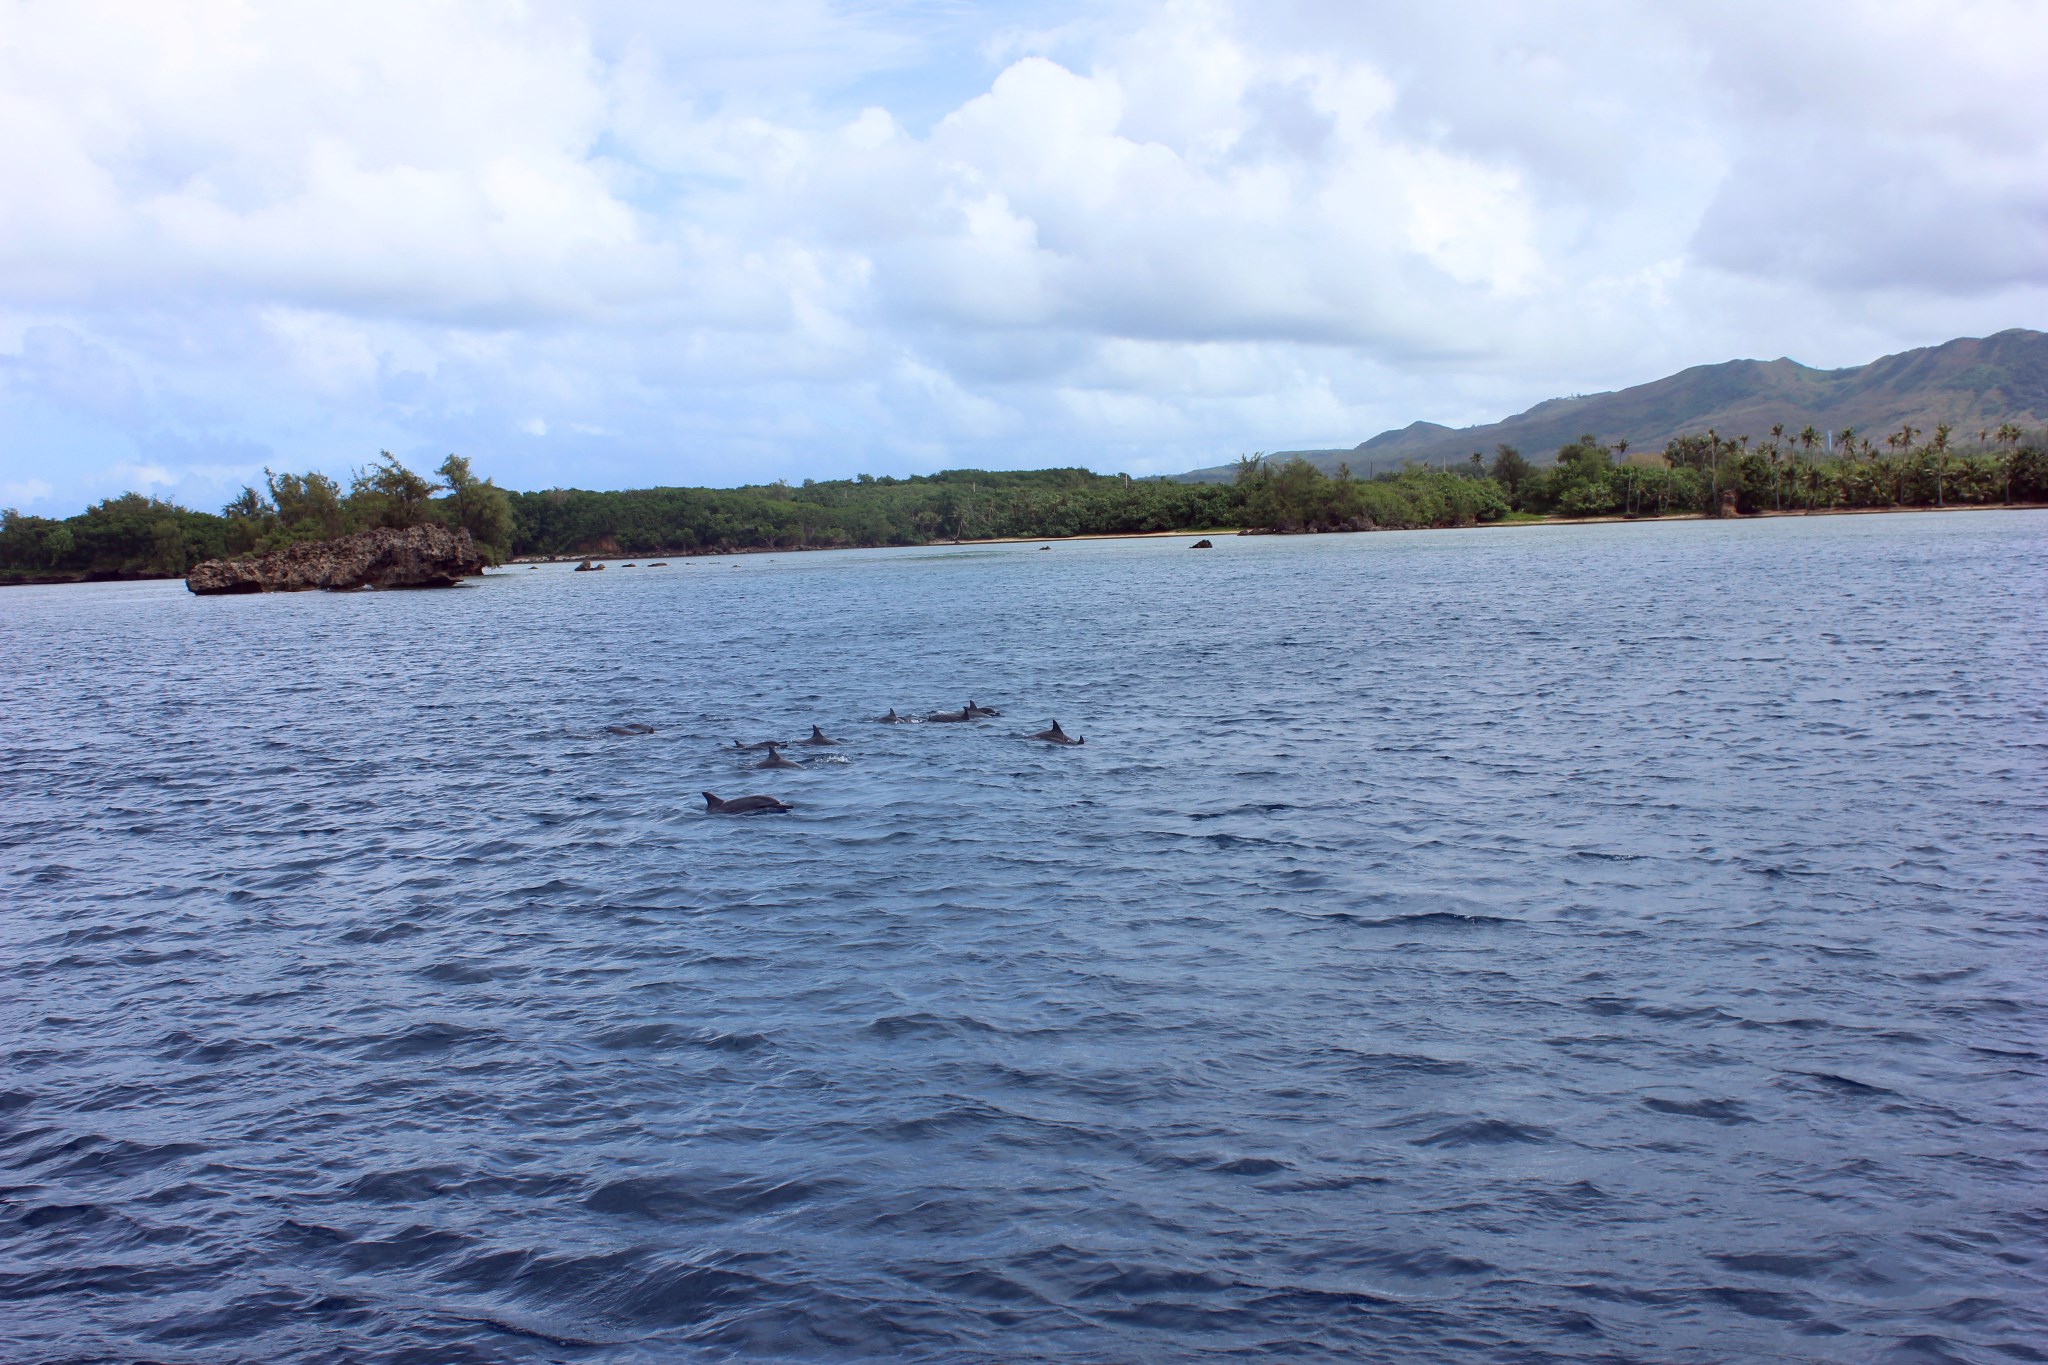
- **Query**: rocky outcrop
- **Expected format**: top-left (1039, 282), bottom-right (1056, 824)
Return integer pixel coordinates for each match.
top-left (186, 526), bottom-right (486, 595)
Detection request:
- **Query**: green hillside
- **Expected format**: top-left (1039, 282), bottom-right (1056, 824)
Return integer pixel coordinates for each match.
top-left (1180, 328), bottom-right (2048, 479)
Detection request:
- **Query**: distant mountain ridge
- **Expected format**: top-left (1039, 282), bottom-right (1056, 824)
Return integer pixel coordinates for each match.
top-left (1177, 328), bottom-right (2048, 481)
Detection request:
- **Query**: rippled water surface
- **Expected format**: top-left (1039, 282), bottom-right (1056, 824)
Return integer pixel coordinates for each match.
top-left (4, 513), bottom-right (2046, 1363)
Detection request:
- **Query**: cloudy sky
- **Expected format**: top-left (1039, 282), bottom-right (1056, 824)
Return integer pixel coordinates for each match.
top-left (3, 0), bottom-right (2044, 513)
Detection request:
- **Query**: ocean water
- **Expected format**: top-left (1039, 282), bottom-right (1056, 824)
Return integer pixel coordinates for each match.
top-left (3, 511), bottom-right (2045, 1364)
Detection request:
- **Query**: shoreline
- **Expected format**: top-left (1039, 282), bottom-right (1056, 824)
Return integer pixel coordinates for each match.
top-left (511, 500), bottom-right (2048, 566)
top-left (506, 526), bottom-right (1239, 565)
top-left (8, 502), bottom-right (2042, 587)
top-left (1488, 501), bottom-right (2048, 530)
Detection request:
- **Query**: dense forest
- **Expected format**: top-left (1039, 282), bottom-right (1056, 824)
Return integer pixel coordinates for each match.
top-left (506, 467), bottom-right (1238, 556)
top-left (4, 422), bottom-right (2045, 584)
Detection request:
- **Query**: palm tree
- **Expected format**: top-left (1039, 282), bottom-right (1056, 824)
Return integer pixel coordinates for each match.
top-left (1788, 426), bottom-right (1814, 510)
top-left (1892, 424), bottom-right (1921, 505)
top-left (1767, 424), bottom-right (1786, 511)
top-left (1827, 429), bottom-right (1855, 503)
top-left (1995, 422), bottom-right (2023, 503)
top-left (1933, 424), bottom-right (1951, 507)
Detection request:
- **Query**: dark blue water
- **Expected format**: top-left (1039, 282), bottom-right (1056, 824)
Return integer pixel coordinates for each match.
top-left (4, 513), bottom-right (2046, 1363)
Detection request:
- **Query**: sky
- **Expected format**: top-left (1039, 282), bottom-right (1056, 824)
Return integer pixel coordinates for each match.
top-left (3, 0), bottom-right (2045, 515)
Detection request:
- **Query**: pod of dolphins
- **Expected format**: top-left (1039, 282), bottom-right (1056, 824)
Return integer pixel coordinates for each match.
top-left (666, 700), bottom-right (1082, 814)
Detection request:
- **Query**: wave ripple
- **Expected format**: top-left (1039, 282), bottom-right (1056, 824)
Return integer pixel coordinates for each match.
top-left (4, 514), bottom-right (2046, 1361)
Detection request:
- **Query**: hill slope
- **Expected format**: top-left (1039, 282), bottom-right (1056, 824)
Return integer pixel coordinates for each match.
top-left (1179, 328), bottom-right (2048, 480)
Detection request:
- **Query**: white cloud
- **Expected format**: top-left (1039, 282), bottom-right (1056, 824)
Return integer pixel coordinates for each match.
top-left (112, 461), bottom-right (176, 488)
top-left (1683, 0), bottom-right (2048, 296)
top-left (0, 0), bottom-right (2043, 513)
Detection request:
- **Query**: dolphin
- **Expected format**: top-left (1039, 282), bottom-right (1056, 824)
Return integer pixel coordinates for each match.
top-left (797, 725), bottom-right (839, 746)
top-left (964, 699), bottom-right (1001, 717)
top-left (926, 707), bottom-right (973, 723)
top-left (1029, 720), bottom-right (1085, 745)
top-left (757, 744), bottom-right (804, 769)
top-left (703, 791), bottom-right (791, 814)
top-left (606, 722), bottom-right (656, 736)
top-left (730, 738), bottom-right (781, 750)
top-left (876, 708), bottom-right (906, 723)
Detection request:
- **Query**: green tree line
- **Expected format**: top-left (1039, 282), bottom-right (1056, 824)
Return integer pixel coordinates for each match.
top-left (1229, 457), bottom-right (1512, 530)
top-left (5, 426), bottom-right (2044, 584)
top-left (2, 454), bottom-right (514, 583)
top-left (507, 467), bottom-right (1239, 555)
top-left (1479, 421), bottom-right (2048, 518)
